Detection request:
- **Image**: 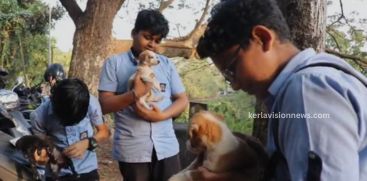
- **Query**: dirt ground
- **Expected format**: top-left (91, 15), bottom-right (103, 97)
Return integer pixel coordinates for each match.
top-left (97, 138), bottom-right (123, 181)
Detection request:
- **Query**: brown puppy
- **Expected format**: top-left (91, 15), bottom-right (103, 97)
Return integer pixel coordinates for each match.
top-left (15, 135), bottom-right (77, 180)
top-left (169, 111), bottom-right (267, 181)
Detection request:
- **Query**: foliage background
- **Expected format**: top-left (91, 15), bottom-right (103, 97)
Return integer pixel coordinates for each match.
top-left (172, 57), bottom-right (255, 134)
top-left (0, 0), bottom-right (63, 87)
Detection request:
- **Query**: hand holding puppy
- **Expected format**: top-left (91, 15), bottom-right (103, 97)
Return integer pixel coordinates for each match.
top-left (135, 102), bottom-right (168, 122)
top-left (63, 139), bottom-right (89, 159)
top-left (133, 72), bottom-right (153, 99)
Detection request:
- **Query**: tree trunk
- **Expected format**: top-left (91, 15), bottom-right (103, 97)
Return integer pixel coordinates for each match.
top-left (61, 0), bottom-right (124, 94)
top-left (252, 0), bottom-right (326, 144)
top-left (277, 0), bottom-right (327, 52)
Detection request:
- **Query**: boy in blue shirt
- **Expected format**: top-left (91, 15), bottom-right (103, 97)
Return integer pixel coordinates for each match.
top-left (32, 78), bottom-right (110, 180)
top-left (195, 0), bottom-right (367, 180)
top-left (99, 9), bottom-right (189, 181)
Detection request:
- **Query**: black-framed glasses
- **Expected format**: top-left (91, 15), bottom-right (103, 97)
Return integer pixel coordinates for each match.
top-left (221, 45), bottom-right (242, 83)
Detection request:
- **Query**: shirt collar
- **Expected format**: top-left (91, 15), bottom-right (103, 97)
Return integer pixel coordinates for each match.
top-left (267, 48), bottom-right (317, 98)
top-left (128, 49), bottom-right (138, 66)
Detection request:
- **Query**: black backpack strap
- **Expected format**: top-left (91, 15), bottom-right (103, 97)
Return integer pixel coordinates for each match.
top-left (263, 116), bottom-right (286, 181)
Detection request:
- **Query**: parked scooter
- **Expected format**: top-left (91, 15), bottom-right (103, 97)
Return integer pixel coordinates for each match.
top-left (2, 63), bottom-right (66, 138)
top-left (0, 70), bottom-right (33, 180)
top-left (12, 77), bottom-right (44, 120)
top-left (0, 76), bottom-right (32, 138)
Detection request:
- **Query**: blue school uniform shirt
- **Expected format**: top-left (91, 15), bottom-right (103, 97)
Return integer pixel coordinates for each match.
top-left (98, 51), bottom-right (185, 163)
top-left (30, 95), bottom-right (104, 176)
top-left (265, 48), bottom-right (367, 180)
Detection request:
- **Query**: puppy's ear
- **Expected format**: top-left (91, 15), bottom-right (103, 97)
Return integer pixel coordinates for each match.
top-left (206, 119), bottom-right (222, 145)
top-left (138, 52), bottom-right (149, 65)
top-left (189, 124), bottom-right (199, 138)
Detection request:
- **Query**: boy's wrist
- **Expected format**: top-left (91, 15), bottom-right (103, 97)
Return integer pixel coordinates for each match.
top-left (131, 89), bottom-right (139, 99)
top-left (87, 137), bottom-right (98, 151)
top-left (156, 111), bottom-right (169, 121)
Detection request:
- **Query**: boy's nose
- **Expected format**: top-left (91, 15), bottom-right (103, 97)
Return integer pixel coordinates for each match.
top-left (148, 41), bottom-right (157, 49)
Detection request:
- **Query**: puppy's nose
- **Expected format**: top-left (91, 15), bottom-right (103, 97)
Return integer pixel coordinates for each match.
top-left (157, 60), bottom-right (160, 64)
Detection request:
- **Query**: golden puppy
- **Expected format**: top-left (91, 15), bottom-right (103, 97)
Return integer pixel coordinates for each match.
top-left (128, 50), bottom-right (163, 109)
top-left (169, 111), bottom-right (267, 181)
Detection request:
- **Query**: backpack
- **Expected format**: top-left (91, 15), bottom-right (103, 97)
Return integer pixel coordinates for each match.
top-left (264, 55), bottom-right (367, 181)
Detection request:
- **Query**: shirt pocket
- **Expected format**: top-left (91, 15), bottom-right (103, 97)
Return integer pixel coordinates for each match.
top-left (77, 118), bottom-right (94, 141)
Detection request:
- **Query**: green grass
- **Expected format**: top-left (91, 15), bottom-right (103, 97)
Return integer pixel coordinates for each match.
top-left (172, 57), bottom-right (256, 134)
top-left (175, 91), bottom-right (256, 134)
top-left (207, 91), bottom-right (255, 134)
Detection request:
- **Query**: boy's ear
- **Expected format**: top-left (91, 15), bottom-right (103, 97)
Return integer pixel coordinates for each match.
top-left (251, 25), bottom-right (274, 52)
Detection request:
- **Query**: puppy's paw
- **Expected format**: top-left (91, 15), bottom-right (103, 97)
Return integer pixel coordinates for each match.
top-left (151, 95), bottom-right (164, 102)
top-left (139, 99), bottom-right (153, 110)
top-left (168, 172), bottom-right (192, 181)
top-left (141, 76), bottom-right (152, 83)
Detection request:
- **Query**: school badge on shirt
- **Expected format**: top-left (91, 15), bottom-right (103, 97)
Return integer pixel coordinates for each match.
top-left (160, 83), bottom-right (167, 92)
top-left (80, 131), bottom-right (88, 140)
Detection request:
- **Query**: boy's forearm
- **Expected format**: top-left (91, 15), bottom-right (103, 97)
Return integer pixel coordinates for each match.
top-left (93, 123), bottom-right (110, 143)
top-left (99, 91), bottom-right (135, 114)
top-left (163, 92), bottom-right (188, 119)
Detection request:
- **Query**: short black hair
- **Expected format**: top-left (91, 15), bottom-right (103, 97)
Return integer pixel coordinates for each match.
top-left (51, 78), bottom-right (90, 126)
top-left (197, 0), bottom-right (291, 58)
top-left (133, 9), bottom-right (169, 38)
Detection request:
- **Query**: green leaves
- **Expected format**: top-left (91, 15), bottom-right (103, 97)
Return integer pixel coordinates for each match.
top-left (208, 92), bottom-right (255, 134)
top-left (173, 57), bottom-right (255, 133)
top-left (326, 7), bottom-right (367, 75)
top-left (0, 0), bottom-right (64, 86)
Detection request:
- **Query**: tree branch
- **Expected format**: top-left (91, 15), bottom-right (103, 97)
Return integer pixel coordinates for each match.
top-left (328, 0), bottom-right (345, 28)
top-left (325, 48), bottom-right (367, 67)
top-left (59, 0), bottom-right (83, 24)
top-left (326, 29), bottom-right (342, 52)
top-left (192, 0), bottom-right (210, 33)
top-left (158, 0), bottom-right (175, 12)
top-left (338, 0), bottom-right (345, 18)
top-left (170, 0), bottom-right (211, 42)
top-left (328, 0), bottom-right (359, 32)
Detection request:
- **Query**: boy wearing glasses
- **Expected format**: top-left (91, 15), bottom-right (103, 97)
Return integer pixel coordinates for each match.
top-left (196, 0), bottom-right (367, 180)
top-left (98, 9), bottom-right (189, 181)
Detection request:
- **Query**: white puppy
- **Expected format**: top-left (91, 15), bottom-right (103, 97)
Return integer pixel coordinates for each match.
top-left (128, 50), bottom-right (163, 109)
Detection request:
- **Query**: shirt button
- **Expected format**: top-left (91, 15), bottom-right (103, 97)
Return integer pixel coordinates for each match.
top-left (308, 152), bottom-right (316, 159)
